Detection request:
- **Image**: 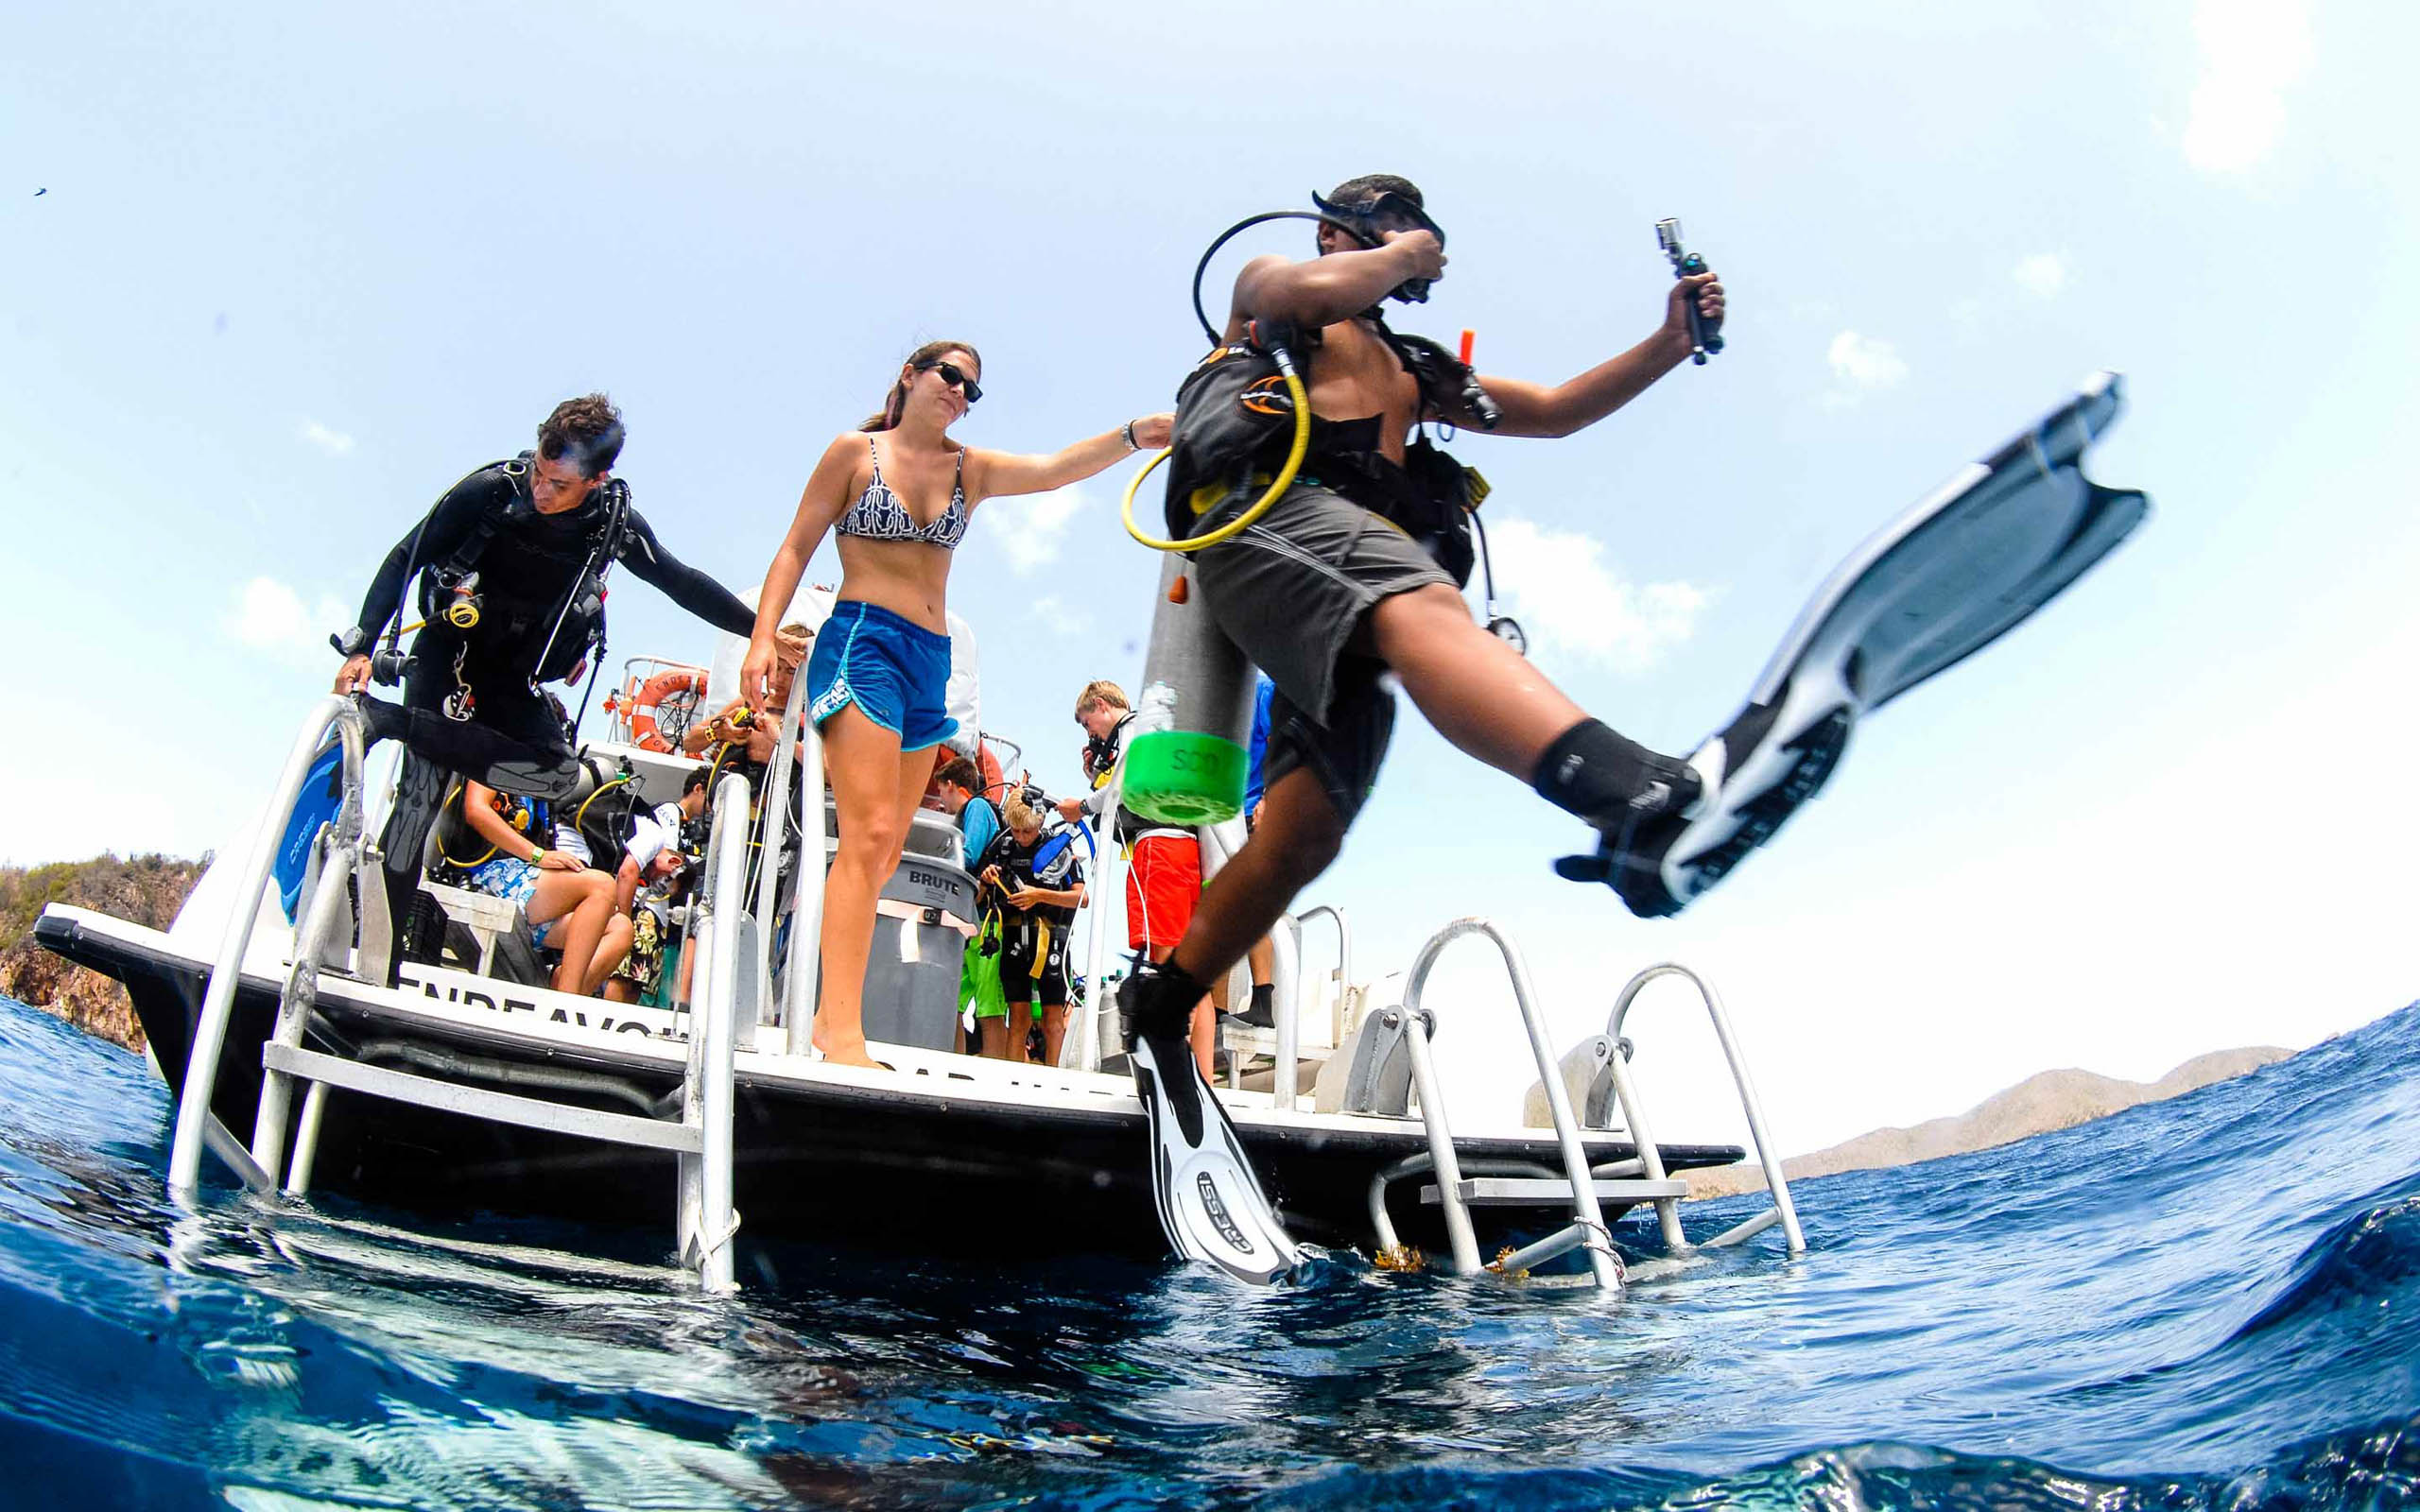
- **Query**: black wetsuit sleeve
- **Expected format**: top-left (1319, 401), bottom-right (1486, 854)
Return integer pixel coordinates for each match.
top-left (617, 508), bottom-right (757, 637)
top-left (353, 472), bottom-right (496, 640)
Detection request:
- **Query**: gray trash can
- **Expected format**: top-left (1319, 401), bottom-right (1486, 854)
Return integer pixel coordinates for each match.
top-left (852, 853), bottom-right (979, 1052)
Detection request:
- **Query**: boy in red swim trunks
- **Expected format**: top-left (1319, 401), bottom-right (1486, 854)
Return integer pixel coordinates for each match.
top-left (1058, 679), bottom-right (1219, 1077)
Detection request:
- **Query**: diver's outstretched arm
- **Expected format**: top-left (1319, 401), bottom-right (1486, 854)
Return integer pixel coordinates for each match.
top-left (964, 413), bottom-right (1172, 503)
top-left (1232, 232), bottom-right (1445, 333)
top-left (616, 510), bottom-right (757, 637)
top-left (1448, 271), bottom-right (1722, 438)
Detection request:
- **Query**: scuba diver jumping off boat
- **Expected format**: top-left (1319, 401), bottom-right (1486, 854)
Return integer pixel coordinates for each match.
top-left (330, 394), bottom-right (805, 968)
top-left (1115, 174), bottom-right (1745, 1038)
top-left (1113, 177), bottom-right (2148, 1282)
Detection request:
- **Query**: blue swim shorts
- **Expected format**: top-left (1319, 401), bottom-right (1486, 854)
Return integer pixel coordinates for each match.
top-left (805, 600), bottom-right (959, 751)
top-left (466, 856), bottom-right (561, 949)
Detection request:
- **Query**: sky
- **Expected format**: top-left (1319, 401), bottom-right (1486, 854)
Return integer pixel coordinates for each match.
top-left (4, 0), bottom-right (2413, 1158)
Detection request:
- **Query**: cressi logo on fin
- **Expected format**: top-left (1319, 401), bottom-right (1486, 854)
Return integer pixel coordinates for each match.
top-left (1197, 1173), bottom-right (1255, 1256)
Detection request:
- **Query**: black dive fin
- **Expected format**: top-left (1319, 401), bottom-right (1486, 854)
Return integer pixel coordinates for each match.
top-left (1132, 1033), bottom-right (1304, 1283)
top-left (1567, 371), bottom-right (2151, 919)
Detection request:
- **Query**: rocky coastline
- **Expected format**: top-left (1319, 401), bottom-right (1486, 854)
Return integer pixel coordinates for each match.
top-left (0, 854), bottom-right (204, 1053)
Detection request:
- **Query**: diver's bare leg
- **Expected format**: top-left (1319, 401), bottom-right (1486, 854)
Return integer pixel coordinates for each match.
top-left (1191, 1000), bottom-right (1216, 1081)
top-left (1366, 581), bottom-right (1588, 779)
top-left (1165, 765), bottom-right (1347, 988)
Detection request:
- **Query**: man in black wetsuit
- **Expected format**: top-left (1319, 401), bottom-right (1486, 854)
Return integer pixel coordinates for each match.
top-left (332, 394), bottom-right (802, 964)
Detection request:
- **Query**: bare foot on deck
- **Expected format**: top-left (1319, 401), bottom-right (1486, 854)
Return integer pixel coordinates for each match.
top-left (811, 1024), bottom-right (890, 1071)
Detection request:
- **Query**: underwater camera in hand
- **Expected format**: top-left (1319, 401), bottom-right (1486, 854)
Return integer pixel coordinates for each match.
top-left (1655, 217), bottom-right (1725, 365)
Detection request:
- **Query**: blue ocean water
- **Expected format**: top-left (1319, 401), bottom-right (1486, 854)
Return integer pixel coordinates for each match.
top-left (2, 993), bottom-right (2417, 1510)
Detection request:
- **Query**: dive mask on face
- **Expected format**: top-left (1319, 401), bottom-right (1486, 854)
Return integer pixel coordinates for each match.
top-left (1310, 190), bottom-right (1445, 304)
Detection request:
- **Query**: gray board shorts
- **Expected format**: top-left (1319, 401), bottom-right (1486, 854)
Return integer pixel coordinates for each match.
top-left (1190, 481), bottom-right (1457, 827)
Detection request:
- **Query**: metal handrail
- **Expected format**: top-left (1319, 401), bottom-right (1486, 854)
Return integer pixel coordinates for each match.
top-left (677, 772), bottom-right (750, 1291)
top-left (1070, 763), bottom-right (1128, 1074)
top-left (1607, 963), bottom-right (1806, 1255)
top-left (781, 681), bottom-right (827, 1058)
top-left (1401, 919), bottom-right (1623, 1290)
top-left (751, 663), bottom-right (811, 1038)
top-left (169, 696), bottom-right (367, 1203)
top-left (250, 823), bottom-right (364, 1184)
top-left (1294, 904), bottom-right (1353, 1041)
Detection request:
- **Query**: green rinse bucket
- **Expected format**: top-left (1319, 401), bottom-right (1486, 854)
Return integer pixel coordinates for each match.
top-left (1122, 730), bottom-right (1247, 826)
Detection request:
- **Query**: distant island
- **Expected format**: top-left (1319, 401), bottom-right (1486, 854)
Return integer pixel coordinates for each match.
top-left (1680, 1046), bottom-right (2291, 1198)
top-left (0, 854), bottom-right (204, 1051)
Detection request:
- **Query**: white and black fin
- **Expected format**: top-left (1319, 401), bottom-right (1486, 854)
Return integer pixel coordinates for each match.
top-left (1132, 1033), bottom-right (1304, 1284)
top-left (1562, 372), bottom-right (2149, 919)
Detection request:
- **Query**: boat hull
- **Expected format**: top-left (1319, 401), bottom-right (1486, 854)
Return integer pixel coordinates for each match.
top-left (37, 908), bottom-right (1745, 1261)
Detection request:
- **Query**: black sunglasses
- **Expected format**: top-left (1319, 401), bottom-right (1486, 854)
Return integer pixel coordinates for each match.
top-left (920, 360), bottom-right (982, 405)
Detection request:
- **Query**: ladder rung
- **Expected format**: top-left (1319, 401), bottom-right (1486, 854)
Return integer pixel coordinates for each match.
top-left (264, 1043), bottom-right (701, 1154)
top-left (1421, 1177), bottom-right (1686, 1207)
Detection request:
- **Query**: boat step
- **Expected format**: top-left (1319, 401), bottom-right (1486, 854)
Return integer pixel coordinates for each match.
top-left (1420, 1177), bottom-right (1687, 1207)
top-left (262, 1044), bottom-right (703, 1154)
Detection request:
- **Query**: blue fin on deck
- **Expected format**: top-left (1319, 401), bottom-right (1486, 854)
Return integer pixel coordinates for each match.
top-left (273, 738), bottom-right (347, 923)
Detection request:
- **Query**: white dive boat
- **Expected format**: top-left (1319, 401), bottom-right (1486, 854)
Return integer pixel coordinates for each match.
top-left (39, 373), bottom-right (2152, 1290)
top-left (35, 636), bottom-right (1789, 1292)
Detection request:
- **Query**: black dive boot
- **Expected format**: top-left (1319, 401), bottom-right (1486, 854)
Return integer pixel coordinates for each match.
top-left (1118, 956), bottom-right (1211, 1049)
top-left (1552, 697), bottom-right (1853, 918)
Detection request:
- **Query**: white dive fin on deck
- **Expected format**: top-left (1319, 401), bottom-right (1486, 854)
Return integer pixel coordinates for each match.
top-left (1132, 1033), bottom-right (1304, 1284)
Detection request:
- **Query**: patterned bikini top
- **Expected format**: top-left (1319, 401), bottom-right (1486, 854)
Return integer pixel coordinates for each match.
top-left (836, 436), bottom-right (969, 549)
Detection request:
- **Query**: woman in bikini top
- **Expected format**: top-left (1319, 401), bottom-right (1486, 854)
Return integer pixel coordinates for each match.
top-left (739, 340), bottom-right (1170, 1069)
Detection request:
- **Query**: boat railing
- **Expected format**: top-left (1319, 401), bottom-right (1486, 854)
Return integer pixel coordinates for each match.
top-left (1069, 762), bottom-right (1130, 1074)
top-left (168, 695), bottom-right (372, 1203)
top-left (174, 696), bottom-right (751, 1291)
top-left (742, 660), bottom-right (811, 1045)
top-left (1603, 963), bottom-right (1806, 1257)
top-left (1378, 919), bottom-right (1628, 1290)
top-left (1224, 902), bottom-right (1353, 1107)
top-left (766, 667), bottom-right (826, 1057)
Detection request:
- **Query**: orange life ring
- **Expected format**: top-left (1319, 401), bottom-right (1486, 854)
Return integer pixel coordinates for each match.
top-left (628, 668), bottom-right (707, 753)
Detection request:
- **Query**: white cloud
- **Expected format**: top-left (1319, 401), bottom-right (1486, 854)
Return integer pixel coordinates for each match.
top-left (1823, 330), bottom-right (1909, 408)
top-left (1827, 330), bottom-right (1908, 389)
top-left (299, 419), bottom-right (355, 456)
top-left (2014, 252), bottom-right (2069, 299)
top-left (2181, 0), bottom-right (2312, 173)
top-left (227, 576), bottom-right (350, 667)
top-left (1028, 594), bottom-right (1094, 640)
top-left (978, 483), bottom-right (1086, 576)
top-left (1481, 517), bottom-right (1711, 674)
